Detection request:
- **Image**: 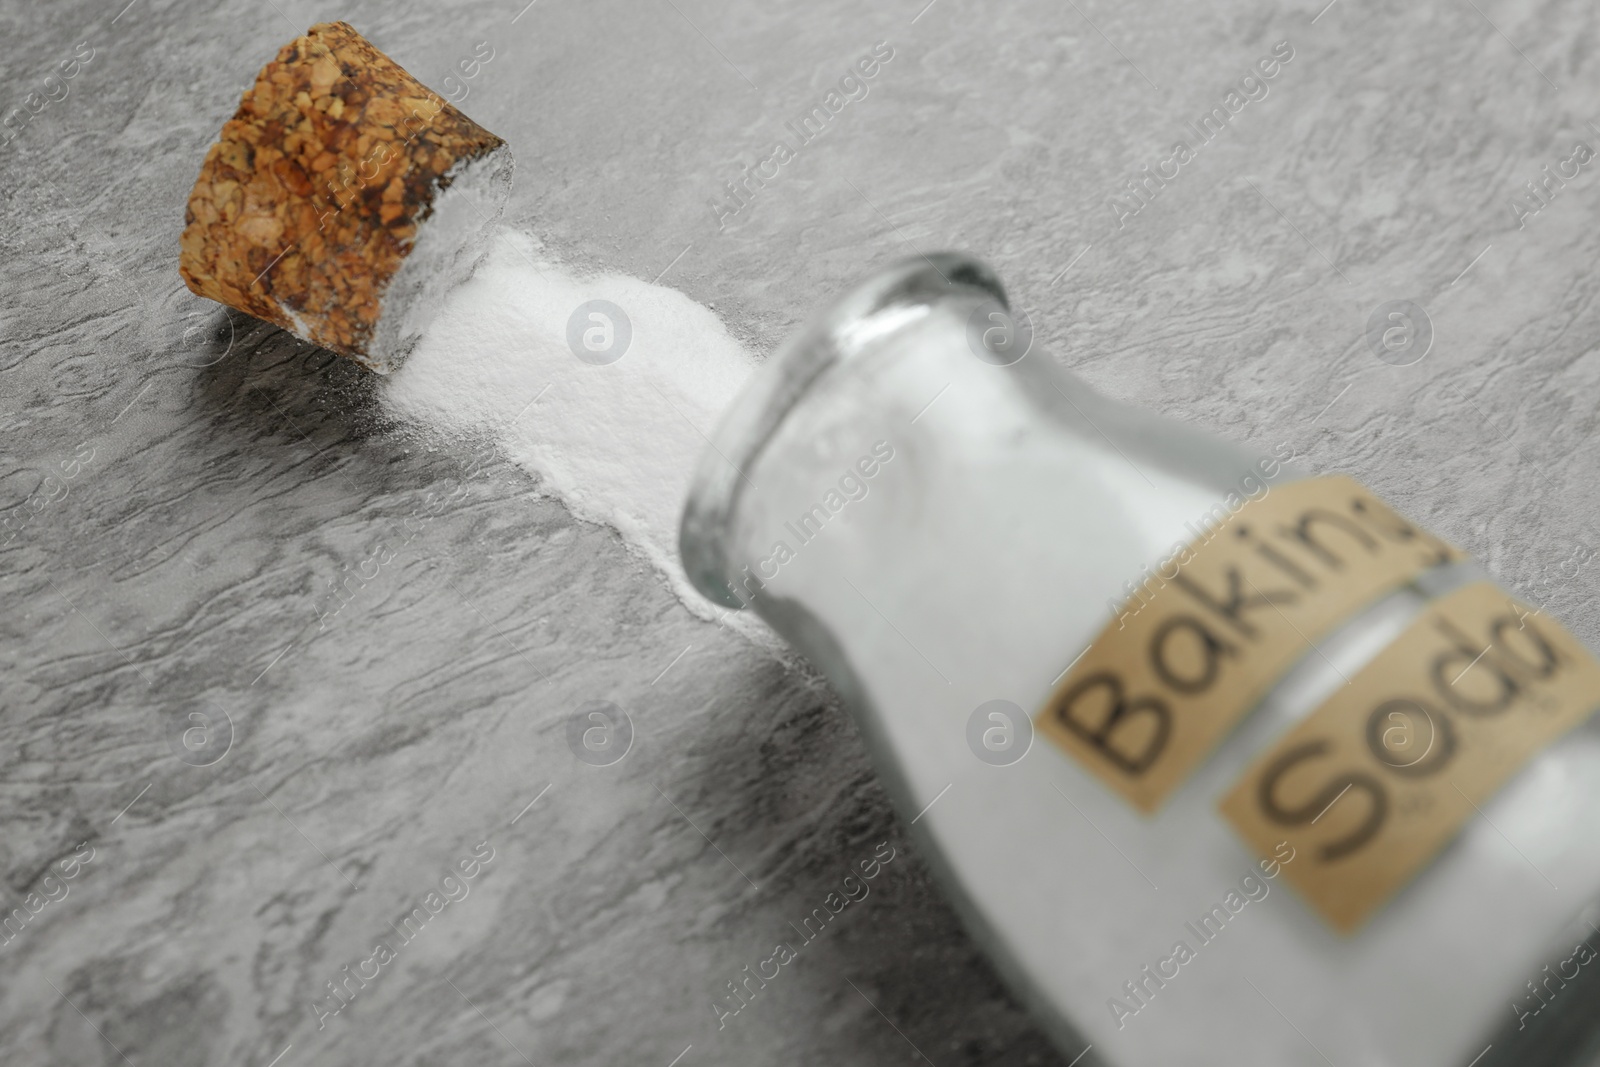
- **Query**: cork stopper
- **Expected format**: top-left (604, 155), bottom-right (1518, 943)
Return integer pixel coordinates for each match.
top-left (179, 21), bottom-right (512, 372)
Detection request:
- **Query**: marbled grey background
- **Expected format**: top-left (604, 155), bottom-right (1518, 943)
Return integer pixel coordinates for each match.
top-left (4, 0), bottom-right (1600, 1064)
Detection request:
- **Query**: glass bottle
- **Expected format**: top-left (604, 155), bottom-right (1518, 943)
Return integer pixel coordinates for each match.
top-left (679, 254), bottom-right (1600, 1067)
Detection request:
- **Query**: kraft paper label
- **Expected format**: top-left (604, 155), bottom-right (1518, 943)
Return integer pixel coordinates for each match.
top-left (1036, 475), bottom-right (1466, 813)
top-left (1221, 581), bottom-right (1600, 932)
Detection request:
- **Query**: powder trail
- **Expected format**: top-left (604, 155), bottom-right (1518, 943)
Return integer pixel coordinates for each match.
top-left (384, 232), bottom-right (758, 619)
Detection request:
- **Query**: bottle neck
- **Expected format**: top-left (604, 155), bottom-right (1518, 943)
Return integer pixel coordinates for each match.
top-left (694, 276), bottom-right (1278, 704)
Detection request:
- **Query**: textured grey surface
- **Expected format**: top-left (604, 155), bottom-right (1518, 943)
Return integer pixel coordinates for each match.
top-left (3, 0), bottom-right (1600, 1065)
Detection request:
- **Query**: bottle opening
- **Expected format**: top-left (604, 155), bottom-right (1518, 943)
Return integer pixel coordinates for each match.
top-left (678, 252), bottom-right (1008, 607)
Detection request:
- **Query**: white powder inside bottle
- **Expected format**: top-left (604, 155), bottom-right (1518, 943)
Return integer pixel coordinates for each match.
top-left (383, 231), bottom-right (757, 621)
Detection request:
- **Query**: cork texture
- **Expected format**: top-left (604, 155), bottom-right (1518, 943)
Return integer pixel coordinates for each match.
top-left (178, 21), bottom-right (505, 370)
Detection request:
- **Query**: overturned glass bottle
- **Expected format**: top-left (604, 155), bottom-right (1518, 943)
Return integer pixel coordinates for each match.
top-left (679, 254), bottom-right (1600, 1067)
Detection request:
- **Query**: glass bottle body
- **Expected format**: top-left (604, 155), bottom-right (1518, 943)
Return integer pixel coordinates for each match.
top-left (681, 257), bottom-right (1600, 1067)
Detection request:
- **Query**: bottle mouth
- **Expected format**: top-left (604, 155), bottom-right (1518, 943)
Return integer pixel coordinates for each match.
top-left (678, 252), bottom-right (1009, 608)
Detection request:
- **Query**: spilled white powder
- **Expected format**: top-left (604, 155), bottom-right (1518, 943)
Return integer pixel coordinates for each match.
top-left (384, 231), bottom-right (755, 617)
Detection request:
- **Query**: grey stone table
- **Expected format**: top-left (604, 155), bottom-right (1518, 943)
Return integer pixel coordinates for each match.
top-left (4, 0), bottom-right (1600, 1064)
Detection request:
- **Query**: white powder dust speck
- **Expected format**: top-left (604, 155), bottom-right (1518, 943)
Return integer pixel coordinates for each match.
top-left (383, 231), bottom-right (756, 621)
